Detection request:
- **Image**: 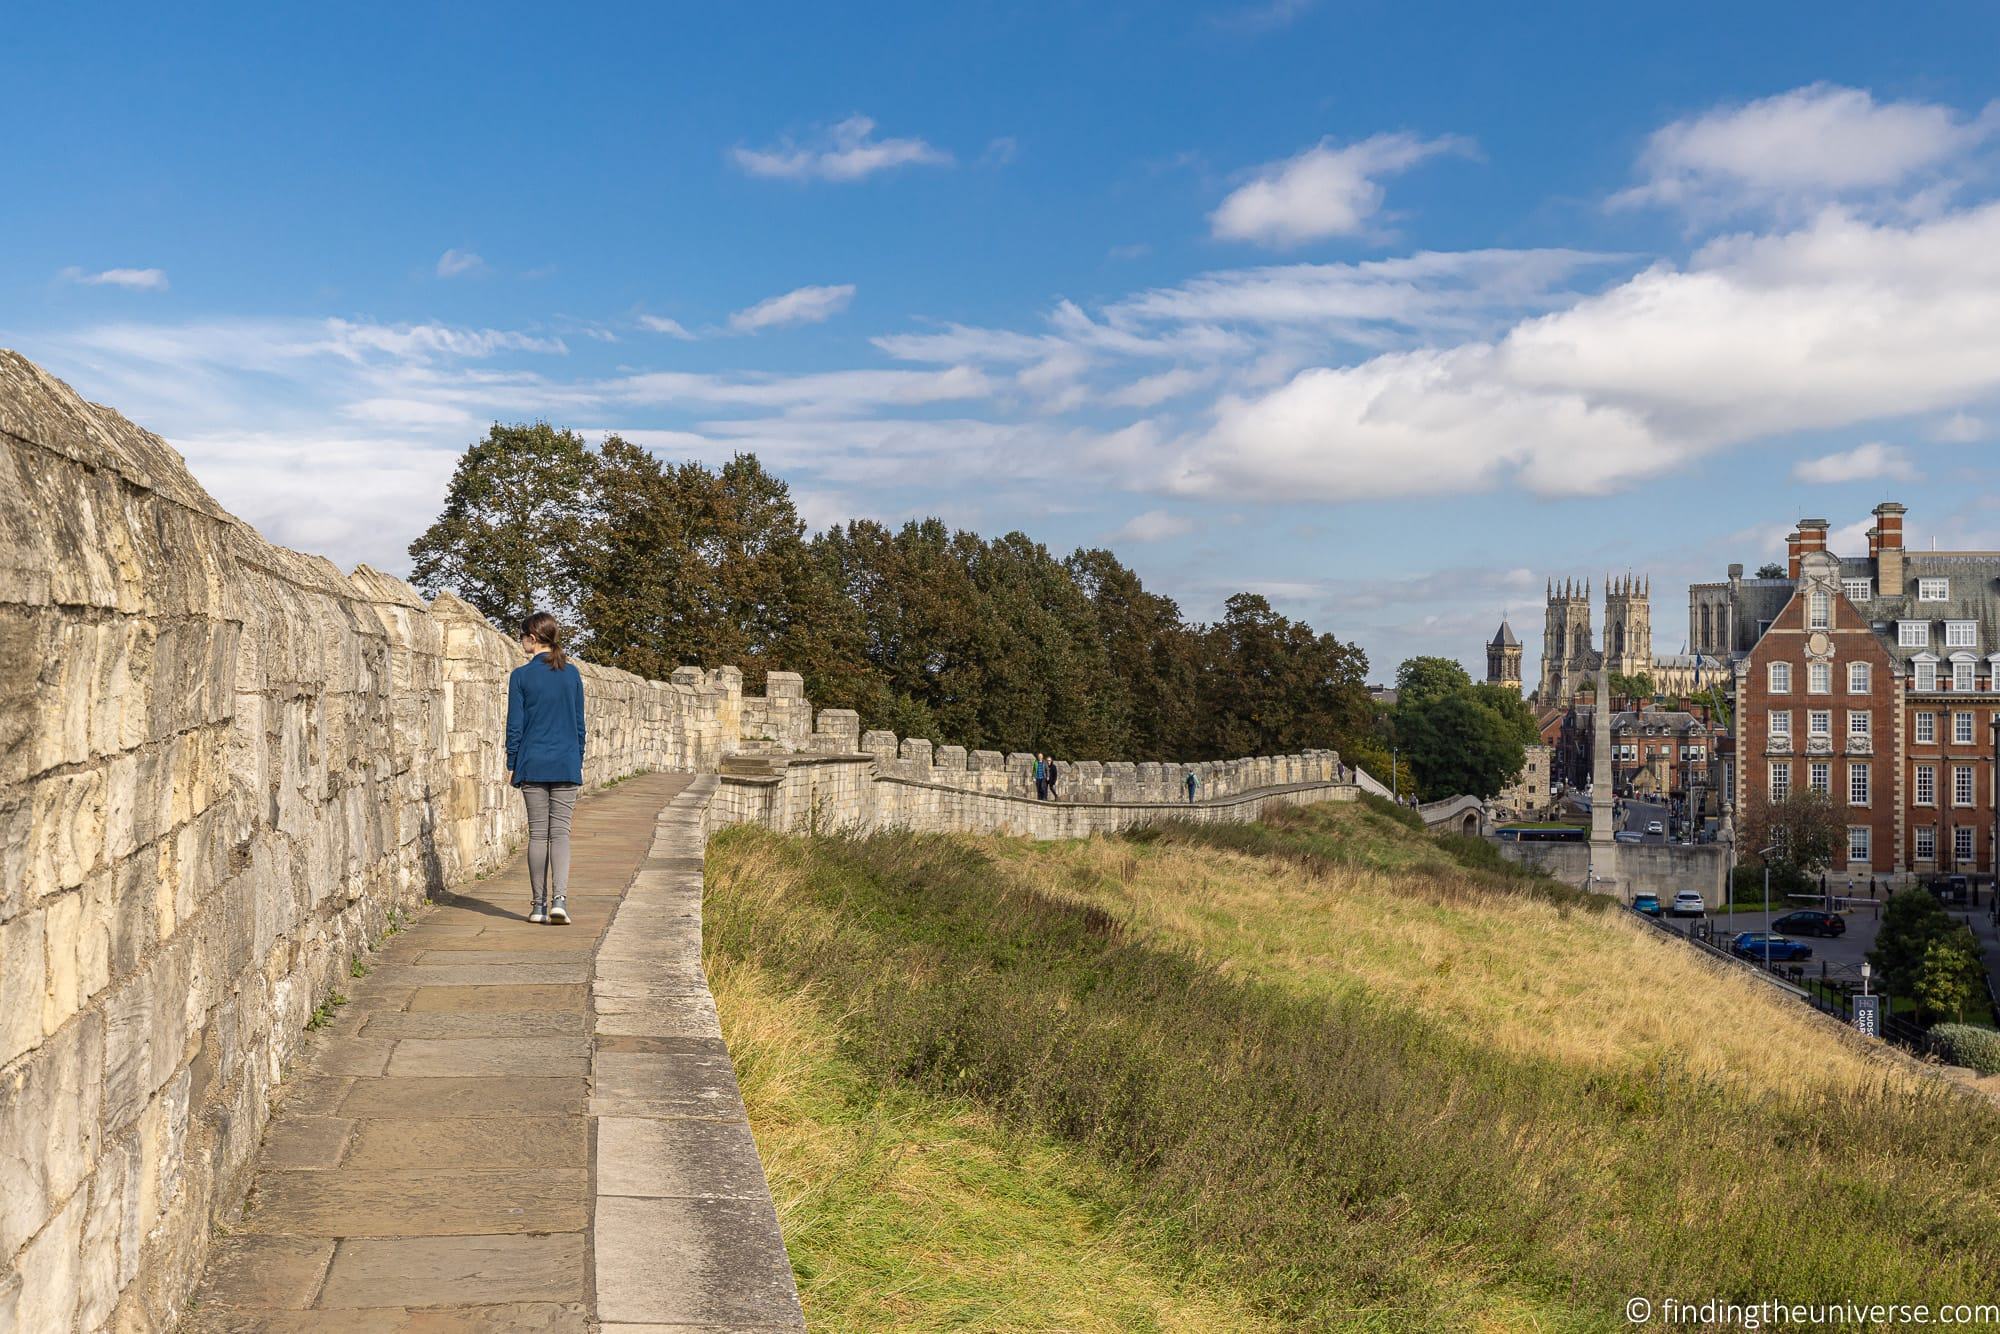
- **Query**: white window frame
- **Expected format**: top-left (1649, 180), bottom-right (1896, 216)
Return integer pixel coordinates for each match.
top-left (1847, 661), bottom-right (1871, 693)
top-left (1770, 761), bottom-right (1790, 801)
top-left (1899, 621), bottom-right (1929, 648)
top-left (1954, 765), bottom-right (1975, 807)
top-left (1915, 764), bottom-right (1936, 806)
top-left (1808, 661), bottom-right (1832, 693)
top-left (1848, 826), bottom-right (1871, 863)
top-left (1955, 711), bottom-right (1976, 745)
top-left (1768, 661), bottom-right (1792, 692)
top-left (1808, 709), bottom-right (1831, 739)
top-left (1915, 660), bottom-right (1938, 692)
top-left (1843, 578), bottom-right (1872, 604)
top-left (1915, 825), bottom-right (1936, 860)
top-left (1945, 621), bottom-right (1977, 648)
top-left (1953, 660), bottom-right (1977, 693)
top-left (1769, 709), bottom-right (1791, 738)
top-left (1848, 709), bottom-right (1870, 737)
top-left (1915, 711), bottom-right (1936, 744)
top-left (1809, 761), bottom-right (1831, 794)
top-left (1919, 577), bottom-right (1950, 602)
top-left (1955, 825), bottom-right (1976, 862)
top-left (1849, 762), bottom-right (1869, 805)
top-left (1809, 589), bottom-right (1831, 630)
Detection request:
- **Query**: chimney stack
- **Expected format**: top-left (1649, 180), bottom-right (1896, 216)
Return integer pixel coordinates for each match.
top-left (1786, 529), bottom-right (1802, 579)
top-left (1874, 501), bottom-right (1907, 597)
top-left (1797, 518), bottom-right (1830, 564)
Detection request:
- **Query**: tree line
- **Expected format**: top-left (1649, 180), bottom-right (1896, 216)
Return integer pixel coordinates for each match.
top-left (408, 423), bottom-right (1378, 762)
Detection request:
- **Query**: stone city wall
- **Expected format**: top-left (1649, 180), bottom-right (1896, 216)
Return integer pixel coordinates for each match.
top-left (0, 352), bottom-right (776, 1332)
top-left (1492, 838), bottom-right (1730, 899)
top-left (0, 349), bottom-right (1363, 1331)
top-left (709, 740), bottom-right (1351, 837)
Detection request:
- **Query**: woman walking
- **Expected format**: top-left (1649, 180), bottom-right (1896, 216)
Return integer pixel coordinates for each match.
top-left (505, 611), bottom-right (586, 925)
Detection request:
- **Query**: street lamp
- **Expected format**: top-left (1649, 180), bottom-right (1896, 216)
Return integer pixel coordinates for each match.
top-left (1759, 843), bottom-right (1780, 968)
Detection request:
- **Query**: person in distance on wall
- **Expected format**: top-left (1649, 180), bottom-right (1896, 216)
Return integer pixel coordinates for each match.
top-left (1185, 770), bottom-right (1198, 803)
top-left (1046, 757), bottom-right (1061, 801)
top-left (506, 611), bottom-right (586, 925)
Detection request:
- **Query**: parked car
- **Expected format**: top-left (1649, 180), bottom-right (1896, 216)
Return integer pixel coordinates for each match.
top-left (1614, 830), bottom-right (1645, 844)
top-left (1669, 891), bottom-right (1706, 917)
top-left (1772, 909), bottom-right (1846, 938)
top-left (1645, 820), bottom-right (1665, 836)
top-left (1632, 893), bottom-right (1663, 917)
top-left (1730, 932), bottom-right (1813, 962)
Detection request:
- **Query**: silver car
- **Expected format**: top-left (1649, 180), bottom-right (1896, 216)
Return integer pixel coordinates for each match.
top-left (1645, 820), bottom-right (1665, 835)
top-left (1669, 891), bottom-right (1706, 917)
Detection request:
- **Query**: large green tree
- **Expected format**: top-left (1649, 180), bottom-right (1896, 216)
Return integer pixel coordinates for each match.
top-left (1740, 792), bottom-right (1844, 878)
top-left (408, 422), bottom-right (593, 629)
top-left (1394, 691), bottom-right (1526, 801)
top-left (1395, 656), bottom-right (1474, 710)
top-left (1869, 890), bottom-right (1966, 1008)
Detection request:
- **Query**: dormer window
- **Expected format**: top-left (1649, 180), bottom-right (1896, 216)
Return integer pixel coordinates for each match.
top-left (1919, 577), bottom-right (1949, 601)
top-left (1945, 621), bottom-right (1977, 648)
top-left (1843, 578), bottom-right (1872, 603)
top-left (1915, 658), bottom-right (1938, 691)
top-left (1899, 621), bottom-right (1929, 648)
top-left (1952, 656), bottom-right (1976, 692)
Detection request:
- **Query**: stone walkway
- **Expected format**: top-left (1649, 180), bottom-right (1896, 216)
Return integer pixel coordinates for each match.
top-left (183, 771), bottom-right (803, 1332)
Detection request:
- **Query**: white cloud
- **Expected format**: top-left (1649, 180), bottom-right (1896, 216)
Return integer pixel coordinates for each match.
top-left (638, 314), bottom-right (696, 339)
top-left (435, 249), bottom-right (486, 278)
top-left (1933, 411), bottom-right (1984, 443)
top-left (1108, 509), bottom-right (1196, 542)
top-left (1106, 366), bottom-right (1215, 408)
top-left (1168, 200), bottom-right (2000, 502)
top-left (1615, 84), bottom-right (1998, 215)
top-left (1210, 132), bottom-right (1470, 246)
top-left (731, 115), bottom-right (952, 183)
top-left (1791, 442), bottom-right (1919, 484)
top-left (60, 266), bottom-right (168, 291)
top-left (728, 284), bottom-right (856, 333)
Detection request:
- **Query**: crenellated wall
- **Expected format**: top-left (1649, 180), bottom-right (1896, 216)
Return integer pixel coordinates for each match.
top-left (0, 349), bottom-right (1363, 1331)
top-left (0, 352), bottom-right (777, 1333)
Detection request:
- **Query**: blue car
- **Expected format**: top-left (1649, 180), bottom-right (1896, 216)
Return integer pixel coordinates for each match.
top-left (1631, 894), bottom-right (1663, 917)
top-left (1730, 932), bottom-right (1813, 963)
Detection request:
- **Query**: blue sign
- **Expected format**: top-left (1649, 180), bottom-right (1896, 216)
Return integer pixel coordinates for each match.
top-left (1853, 994), bottom-right (1881, 1038)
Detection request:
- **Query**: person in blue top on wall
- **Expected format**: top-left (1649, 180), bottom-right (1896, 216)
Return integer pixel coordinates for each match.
top-left (505, 611), bottom-right (586, 925)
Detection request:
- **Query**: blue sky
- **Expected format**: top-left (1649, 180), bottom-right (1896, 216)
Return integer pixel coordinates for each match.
top-left (8, 2), bottom-right (2000, 684)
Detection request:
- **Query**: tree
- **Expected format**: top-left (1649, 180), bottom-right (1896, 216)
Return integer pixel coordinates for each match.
top-left (1915, 935), bottom-right (1983, 1024)
top-left (1870, 890), bottom-right (1962, 1003)
top-left (1395, 656), bottom-right (1474, 710)
top-left (408, 422), bottom-right (593, 629)
top-left (1739, 792), bottom-right (1843, 878)
top-left (1394, 691), bottom-right (1525, 801)
top-left (1609, 670), bottom-right (1655, 701)
top-left (1754, 562), bottom-right (1787, 579)
top-left (1470, 682), bottom-right (1540, 747)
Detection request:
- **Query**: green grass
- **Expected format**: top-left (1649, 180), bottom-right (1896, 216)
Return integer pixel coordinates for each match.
top-left (705, 804), bottom-right (2000, 1331)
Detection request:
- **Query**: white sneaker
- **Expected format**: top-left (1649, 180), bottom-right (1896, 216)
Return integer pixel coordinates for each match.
top-left (547, 898), bottom-right (570, 926)
top-left (528, 903), bottom-right (548, 924)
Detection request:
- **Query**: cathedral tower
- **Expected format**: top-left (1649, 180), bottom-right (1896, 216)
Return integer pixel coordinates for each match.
top-left (1603, 573), bottom-right (1652, 678)
top-left (1535, 579), bottom-right (1595, 705)
top-left (1486, 619), bottom-right (1523, 694)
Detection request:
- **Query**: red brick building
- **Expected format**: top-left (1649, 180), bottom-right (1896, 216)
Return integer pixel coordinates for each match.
top-left (1728, 505), bottom-right (2000, 880)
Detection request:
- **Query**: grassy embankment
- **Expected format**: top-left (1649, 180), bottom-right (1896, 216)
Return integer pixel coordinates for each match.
top-left (703, 796), bottom-right (2000, 1332)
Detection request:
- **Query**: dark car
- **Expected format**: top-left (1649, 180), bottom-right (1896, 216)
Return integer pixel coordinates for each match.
top-left (1771, 909), bottom-right (1846, 938)
top-left (1632, 893), bottom-right (1662, 917)
top-left (1730, 932), bottom-right (1813, 963)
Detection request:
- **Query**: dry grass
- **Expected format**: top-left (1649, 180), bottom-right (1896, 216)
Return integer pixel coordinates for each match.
top-left (1011, 830), bottom-right (1921, 1097)
top-left (709, 935), bottom-right (1276, 1333)
top-left (703, 804), bottom-right (2000, 1330)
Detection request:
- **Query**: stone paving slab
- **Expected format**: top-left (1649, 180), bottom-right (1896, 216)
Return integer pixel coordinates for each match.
top-left (185, 772), bottom-right (692, 1330)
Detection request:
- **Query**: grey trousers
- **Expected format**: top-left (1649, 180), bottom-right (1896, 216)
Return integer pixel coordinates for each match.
top-left (522, 781), bottom-right (580, 905)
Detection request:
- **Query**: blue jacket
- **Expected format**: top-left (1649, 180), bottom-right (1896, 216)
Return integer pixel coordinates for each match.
top-left (506, 653), bottom-right (586, 785)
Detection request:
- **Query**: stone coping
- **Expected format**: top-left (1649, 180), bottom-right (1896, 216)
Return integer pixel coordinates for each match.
top-left (871, 772), bottom-right (1358, 812)
top-left (589, 775), bottom-right (807, 1331)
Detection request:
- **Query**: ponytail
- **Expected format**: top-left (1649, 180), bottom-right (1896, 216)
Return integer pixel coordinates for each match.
top-left (520, 611), bottom-right (568, 671)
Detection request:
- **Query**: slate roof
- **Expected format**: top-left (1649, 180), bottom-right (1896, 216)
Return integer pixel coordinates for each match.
top-left (1490, 619), bottom-right (1520, 648)
top-left (1836, 553), bottom-right (2000, 669)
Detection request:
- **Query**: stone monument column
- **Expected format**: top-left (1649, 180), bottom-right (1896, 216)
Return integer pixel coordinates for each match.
top-left (1588, 659), bottom-right (1619, 892)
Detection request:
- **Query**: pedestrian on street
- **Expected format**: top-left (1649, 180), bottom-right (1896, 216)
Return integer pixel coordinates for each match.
top-left (506, 611), bottom-right (586, 925)
top-left (1185, 770), bottom-right (1198, 803)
